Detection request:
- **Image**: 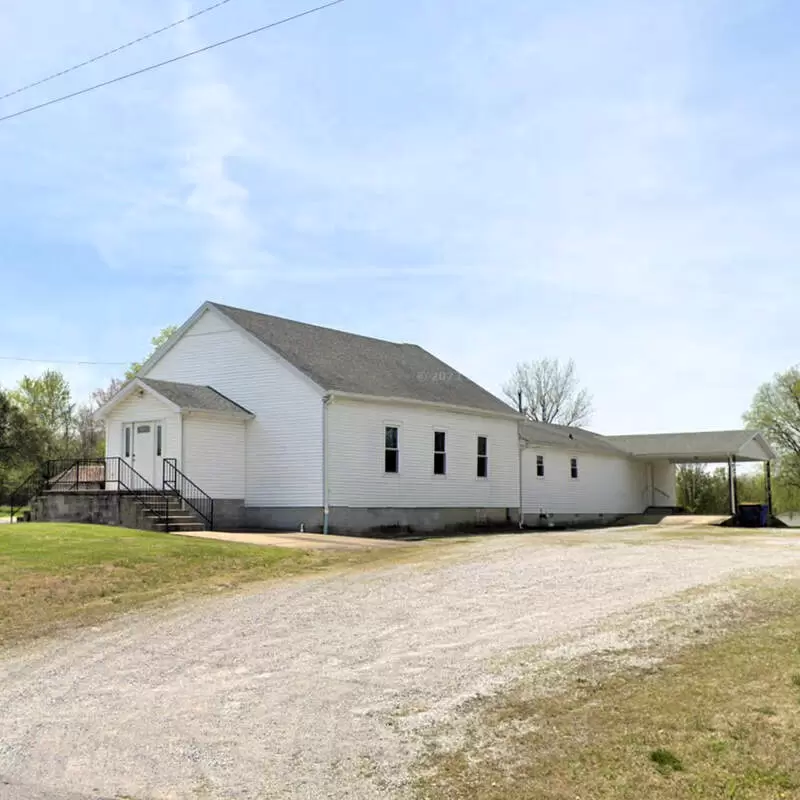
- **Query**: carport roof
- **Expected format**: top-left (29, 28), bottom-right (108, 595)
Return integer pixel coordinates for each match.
top-left (520, 421), bottom-right (631, 456)
top-left (605, 430), bottom-right (776, 463)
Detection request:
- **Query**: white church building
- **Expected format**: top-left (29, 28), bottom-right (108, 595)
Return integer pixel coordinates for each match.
top-left (91, 301), bottom-right (775, 534)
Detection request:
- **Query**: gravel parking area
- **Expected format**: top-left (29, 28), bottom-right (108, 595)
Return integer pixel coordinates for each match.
top-left (2, 531), bottom-right (800, 800)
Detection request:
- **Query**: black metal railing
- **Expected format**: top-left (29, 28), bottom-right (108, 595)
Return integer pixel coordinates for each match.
top-left (114, 458), bottom-right (173, 530)
top-left (7, 468), bottom-right (47, 522)
top-left (163, 458), bottom-right (214, 530)
top-left (9, 457), bottom-right (174, 530)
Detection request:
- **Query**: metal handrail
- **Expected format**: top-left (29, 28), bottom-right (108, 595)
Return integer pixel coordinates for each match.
top-left (114, 458), bottom-right (172, 531)
top-left (8, 467), bottom-right (47, 522)
top-left (163, 458), bottom-right (214, 529)
top-left (13, 457), bottom-right (174, 531)
top-left (9, 456), bottom-right (216, 533)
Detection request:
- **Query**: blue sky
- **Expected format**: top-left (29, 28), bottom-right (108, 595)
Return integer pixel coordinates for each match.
top-left (0, 0), bottom-right (798, 433)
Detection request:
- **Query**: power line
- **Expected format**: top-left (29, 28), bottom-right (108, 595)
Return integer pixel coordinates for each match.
top-left (0, 355), bottom-right (127, 366)
top-left (0, 0), bottom-right (236, 102)
top-left (0, 0), bottom-right (346, 125)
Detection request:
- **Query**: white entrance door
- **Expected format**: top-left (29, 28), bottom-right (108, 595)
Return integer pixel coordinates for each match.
top-left (132, 421), bottom-right (158, 485)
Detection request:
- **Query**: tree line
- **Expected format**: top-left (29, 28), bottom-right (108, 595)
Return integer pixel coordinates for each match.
top-left (0, 326), bottom-right (176, 502)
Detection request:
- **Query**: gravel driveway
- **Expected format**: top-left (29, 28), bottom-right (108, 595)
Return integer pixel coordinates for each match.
top-left (2, 532), bottom-right (800, 800)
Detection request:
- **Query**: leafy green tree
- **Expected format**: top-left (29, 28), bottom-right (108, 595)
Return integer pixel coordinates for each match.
top-left (9, 370), bottom-right (73, 457)
top-left (0, 390), bottom-right (45, 466)
top-left (744, 366), bottom-right (800, 510)
top-left (125, 325), bottom-right (177, 380)
top-left (744, 366), bottom-right (800, 488)
top-left (0, 389), bottom-right (48, 501)
top-left (676, 465), bottom-right (730, 514)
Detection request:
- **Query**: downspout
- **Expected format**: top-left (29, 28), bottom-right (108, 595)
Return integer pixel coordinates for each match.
top-left (518, 438), bottom-right (525, 530)
top-left (322, 394), bottom-right (331, 534)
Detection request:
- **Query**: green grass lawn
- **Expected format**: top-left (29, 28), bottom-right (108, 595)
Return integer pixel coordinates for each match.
top-left (0, 505), bottom-right (29, 516)
top-left (417, 581), bottom-right (800, 800)
top-left (0, 523), bottom-right (417, 646)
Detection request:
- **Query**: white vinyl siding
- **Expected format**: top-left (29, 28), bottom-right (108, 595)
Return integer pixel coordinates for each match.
top-left (144, 308), bottom-right (323, 507)
top-left (182, 413), bottom-right (246, 499)
top-left (104, 391), bottom-right (181, 483)
top-left (650, 460), bottom-right (677, 506)
top-left (522, 447), bottom-right (648, 516)
top-left (327, 398), bottom-right (519, 507)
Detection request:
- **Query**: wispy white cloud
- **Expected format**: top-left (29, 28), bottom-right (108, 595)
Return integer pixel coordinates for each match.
top-left (0, 0), bottom-right (798, 432)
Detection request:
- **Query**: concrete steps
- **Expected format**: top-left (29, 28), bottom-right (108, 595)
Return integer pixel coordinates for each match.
top-left (140, 498), bottom-right (208, 532)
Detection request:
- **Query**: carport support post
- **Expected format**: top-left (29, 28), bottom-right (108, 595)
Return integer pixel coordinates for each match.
top-left (727, 455), bottom-right (738, 517)
top-left (765, 460), bottom-right (774, 518)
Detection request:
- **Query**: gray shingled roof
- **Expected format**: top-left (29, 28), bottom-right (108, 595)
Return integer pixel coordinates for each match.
top-left (209, 302), bottom-right (516, 416)
top-left (140, 378), bottom-right (253, 416)
top-left (520, 421), bottom-right (631, 455)
top-left (606, 430), bottom-right (772, 461)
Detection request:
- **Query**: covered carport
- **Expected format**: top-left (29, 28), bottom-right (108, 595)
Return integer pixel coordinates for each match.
top-left (607, 430), bottom-right (778, 519)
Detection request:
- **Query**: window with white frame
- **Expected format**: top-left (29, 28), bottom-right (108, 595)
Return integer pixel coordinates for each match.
top-left (536, 454), bottom-right (545, 478)
top-left (570, 457), bottom-right (579, 479)
top-left (477, 436), bottom-right (488, 478)
top-left (124, 426), bottom-right (131, 458)
top-left (156, 425), bottom-right (163, 457)
top-left (385, 426), bottom-right (399, 473)
top-left (434, 431), bottom-right (446, 475)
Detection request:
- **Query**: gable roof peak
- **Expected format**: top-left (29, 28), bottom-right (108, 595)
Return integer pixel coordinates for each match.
top-left (207, 301), bottom-right (515, 416)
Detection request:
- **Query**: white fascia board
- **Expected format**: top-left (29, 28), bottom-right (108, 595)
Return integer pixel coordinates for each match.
top-left (328, 390), bottom-right (523, 421)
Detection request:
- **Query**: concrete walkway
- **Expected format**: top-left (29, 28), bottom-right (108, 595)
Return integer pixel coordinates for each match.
top-left (172, 530), bottom-right (408, 550)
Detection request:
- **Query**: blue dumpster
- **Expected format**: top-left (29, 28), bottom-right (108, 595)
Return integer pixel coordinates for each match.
top-left (738, 503), bottom-right (769, 528)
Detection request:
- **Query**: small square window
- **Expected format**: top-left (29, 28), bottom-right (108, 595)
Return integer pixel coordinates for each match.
top-left (477, 436), bottom-right (488, 478)
top-left (536, 455), bottom-right (544, 478)
top-left (434, 431), bottom-right (446, 475)
top-left (385, 426), bottom-right (399, 473)
top-left (570, 457), bottom-right (579, 479)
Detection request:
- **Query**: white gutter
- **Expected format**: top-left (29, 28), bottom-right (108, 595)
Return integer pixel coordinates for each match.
top-left (322, 394), bottom-right (331, 534)
top-left (326, 390), bottom-right (523, 421)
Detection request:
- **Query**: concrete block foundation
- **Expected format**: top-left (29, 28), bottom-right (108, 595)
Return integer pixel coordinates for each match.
top-left (234, 506), bottom-right (514, 535)
top-left (31, 491), bottom-right (151, 530)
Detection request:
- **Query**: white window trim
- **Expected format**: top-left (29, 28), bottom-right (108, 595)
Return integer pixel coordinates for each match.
top-left (433, 428), bottom-right (448, 478)
top-left (536, 453), bottom-right (545, 480)
top-left (383, 421), bottom-right (401, 476)
top-left (570, 456), bottom-right (580, 480)
top-left (476, 434), bottom-right (489, 480)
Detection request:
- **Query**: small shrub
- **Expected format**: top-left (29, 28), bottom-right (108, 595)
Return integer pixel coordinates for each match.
top-left (650, 748), bottom-right (684, 773)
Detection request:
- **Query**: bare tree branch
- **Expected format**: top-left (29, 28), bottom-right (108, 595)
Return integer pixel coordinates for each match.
top-left (502, 358), bottom-right (594, 427)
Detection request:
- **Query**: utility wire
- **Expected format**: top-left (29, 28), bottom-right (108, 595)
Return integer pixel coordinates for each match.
top-left (0, 0), bottom-right (236, 102)
top-left (0, 356), bottom-right (127, 366)
top-left (0, 0), bottom-right (346, 125)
